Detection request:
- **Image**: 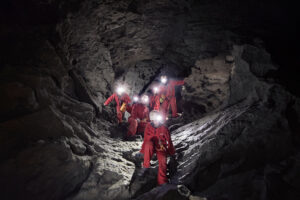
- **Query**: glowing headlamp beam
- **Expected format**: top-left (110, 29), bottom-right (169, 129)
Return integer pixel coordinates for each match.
top-left (133, 96), bottom-right (139, 102)
top-left (150, 114), bottom-right (163, 122)
top-left (116, 86), bottom-right (125, 95)
top-left (161, 77), bottom-right (167, 84)
top-left (155, 115), bottom-right (163, 121)
top-left (153, 87), bottom-right (159, 93)
top-left (142, 95), bottom-right (149, 103)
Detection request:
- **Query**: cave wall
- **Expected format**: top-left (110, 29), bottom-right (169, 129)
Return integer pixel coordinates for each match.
top-left (0, 0), bottom-right (300, 200)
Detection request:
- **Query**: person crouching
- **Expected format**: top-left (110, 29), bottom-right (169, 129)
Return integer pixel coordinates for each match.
top-left (127, 94), bottom-right (150, 139)
top-left (103, 85), bottom-right (131, 124)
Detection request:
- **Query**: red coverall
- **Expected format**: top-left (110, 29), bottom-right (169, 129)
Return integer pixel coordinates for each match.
top-left (149, 84), bottom-right (167, 112)
top-left (160, 80), bottom-right (184, 117)
top-left (149, 95), bottom-right (160, 111)
top-left (127, 103), bottom-right (149, 136)
top-left (104, 93), bottom-right (131, 123)
top-left (140, 123), bottom-right (175, 185)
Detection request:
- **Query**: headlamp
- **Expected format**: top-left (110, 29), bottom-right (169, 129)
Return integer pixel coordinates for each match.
top-left (141, 95), bottom-right (149, 104)
top-left (133, 96), bottom-right (139, 102)
top-left (116, 86), bottom-right (125, 95)
top-left (153, 87), bottom-right (159, 94)
top-left (155, 115), bottom-right (163, 122)
top-left (161, 76), bottom-right (167, 84)
top-left (149, 110), bottom-right (163, 123)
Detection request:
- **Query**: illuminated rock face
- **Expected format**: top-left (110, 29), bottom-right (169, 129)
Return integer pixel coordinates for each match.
top-left (0, 1), bottom-right (300, 200)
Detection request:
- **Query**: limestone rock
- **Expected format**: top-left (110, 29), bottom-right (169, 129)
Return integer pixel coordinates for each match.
top-left (0, 140), bottom-right (91, 200)
top-left (0, 82), bottom-right (39, 121)
top-left (0, 1), bottom-right (299, 200)
top-left (134, 184), bottom-right (189, 200)
top-left (68, 137), bottom-right (87, 155)
top-left (242, 45), bottom-right (278, 77)
top-left (182, 56), bottom-right (233, 119)
top-left (189, 196), bottom-right (207, 200)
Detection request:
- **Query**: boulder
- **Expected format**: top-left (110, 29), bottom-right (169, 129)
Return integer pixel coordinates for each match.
top-left (0, 82), bottom-right (38, 121)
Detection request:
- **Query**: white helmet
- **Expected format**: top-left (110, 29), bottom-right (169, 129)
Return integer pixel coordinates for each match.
top-left (141, 94), bottom-right (149, 105)
top-left (149, 110), bottom-right (163, 122)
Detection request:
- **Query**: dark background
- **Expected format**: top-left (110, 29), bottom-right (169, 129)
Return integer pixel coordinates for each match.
top-left (1, 0), bottom-right (299, 96)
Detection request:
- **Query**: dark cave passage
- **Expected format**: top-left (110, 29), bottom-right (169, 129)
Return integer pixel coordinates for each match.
top-left (1, 0), bottom-right (300, 200)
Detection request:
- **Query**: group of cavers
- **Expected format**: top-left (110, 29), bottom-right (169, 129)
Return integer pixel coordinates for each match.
top-left (104, 75), bottom-right (185, 185)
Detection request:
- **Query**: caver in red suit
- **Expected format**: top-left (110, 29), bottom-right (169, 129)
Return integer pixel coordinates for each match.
top-left (149, 94), bottom-right (160, 111)
top-left (127, 102), bottom-right (149, 136)
top-left (149, 84), bottom-right (166, 112)
top-left (160, 80), bottom-right (184, 118)
top-left (103, 93), bottom-right (131, 123)
top-left (140, 121), bottom-right (175, 185)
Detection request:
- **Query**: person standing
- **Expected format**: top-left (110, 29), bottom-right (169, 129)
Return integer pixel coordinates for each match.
top-left (149, 86), bottom-right (161, 111)
top-left (139, 110), bottom-right (175, 185)
top-left (159, 75), bottom-right (184, 118)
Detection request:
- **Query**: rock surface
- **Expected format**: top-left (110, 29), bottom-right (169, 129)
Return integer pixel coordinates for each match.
top-left (0, 0), bottom-right (299, 200)
top-left (136, 85), bottom-right (300, 200)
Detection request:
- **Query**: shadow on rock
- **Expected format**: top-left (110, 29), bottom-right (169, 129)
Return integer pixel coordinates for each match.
top-left (130, 167), bottom-right (157, 198)
top-left (134, 184), bottom-right (190, 200)
top-left (109, 122), bottom-right (128, 139)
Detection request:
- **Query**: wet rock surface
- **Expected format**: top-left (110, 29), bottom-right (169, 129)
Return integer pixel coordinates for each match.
top-left (1, 0), bottom-right (300, 200)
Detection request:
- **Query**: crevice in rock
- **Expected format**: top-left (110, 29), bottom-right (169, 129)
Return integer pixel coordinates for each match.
top-left (139, 65), bottom-right (163, 94)
top-left (69, 69), bottom-right (100, 115)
